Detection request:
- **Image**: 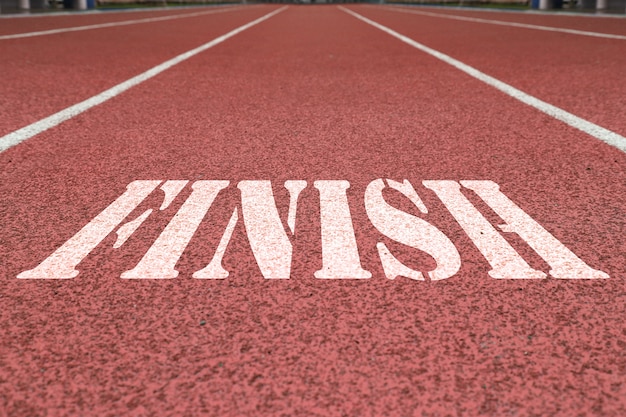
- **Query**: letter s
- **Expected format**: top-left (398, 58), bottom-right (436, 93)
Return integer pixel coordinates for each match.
top-left (365, 179), bottom-right (461, 281)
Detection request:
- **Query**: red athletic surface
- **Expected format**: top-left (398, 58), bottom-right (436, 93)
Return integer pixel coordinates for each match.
top-left (0, 5), bottom-right (267, 137)
top-left (360, 5), bottom-right (626, 135)
top-left (1, 5), bottom-right (626, 416)
top-left (0, 5), bottom-right (241, 36)
top-left (386, 4), bottom-right (626, 36)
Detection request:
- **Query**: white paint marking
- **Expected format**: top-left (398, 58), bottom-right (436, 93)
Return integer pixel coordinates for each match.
top-left (192, 209), bottom-right (239, 280)
top-left (159, 180), bottom-right (188, 210)
top-left (340, 7), bottom-right (626, 154)
top-left (380, 4), bottom-right (626, 19)
top-left (314, 180), bottom-right (372, 279)
top-left (285, 180), bottom-right (307, 234)
top-left (194, 181), bottom-right (306, 280)
top-left (0, 6), bottom-right (246, 40)
top-left (377, 5), bottom-right (626, 40)
top-left (377, 242), bottom-right (425, 281)
top-left (423, 180), bottom-right (547, 279)
top-left (114, 209), bottom-right (152, 249)
top-left (238, 181), bottom-right (294, 279)
top-left (461, 180), bottom-right (609, 279)
top-left (121, 181), bottom-right (229, 279)
top-left (424, 180), bottom-right (609, 279)
top-left (17, 180), bottom-right (162, 279)
top-left (113, 180), bottom-right (186, 248)
top-left (0, 4), bottom-right (233, 19)
top-left (0, 6), bottom-right (288, 154)
top-left (365, 179), bottom-right (461, 281)
top-left (386, 178), bottom-right (428, 214)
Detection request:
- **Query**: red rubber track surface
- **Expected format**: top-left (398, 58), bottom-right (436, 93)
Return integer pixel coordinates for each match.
top-left (383, 4), bottom-right (626, 36)
top-left (0, 5), bottom-right (241, 36)
top-left (1, 5), bottom-right (626, 416)
top-left (358, 5), bottom-right (626, 135)
top-left (0, 5), bottom-right (269, 137)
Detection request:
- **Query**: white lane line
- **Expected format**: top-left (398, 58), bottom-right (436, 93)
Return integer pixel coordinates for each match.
top-left (0, 5), bottom-right (250, 40)
top-left (379, 4), bottom-right (626, 19)
top-left (340, 6), bottom-right (626, 154)
top-left (0, 6), bottom-right (287, 153)
top-left (0, 4), bottom-right (230, 18)
top-left (374, 5), bottom-right (626, 40)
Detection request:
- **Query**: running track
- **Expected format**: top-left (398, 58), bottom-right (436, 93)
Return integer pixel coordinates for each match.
top-left (1, 4), bottom-right (625, 416)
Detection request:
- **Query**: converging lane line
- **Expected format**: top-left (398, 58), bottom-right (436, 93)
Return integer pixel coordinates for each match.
top-left (375, 5), bottom-right (626, 41)
top-left (0, 4), bottom-right (230, 18)
top-left (340, 7), bottom-right (626, 154)
top-left (0, 6), bottom-right (288, 153)
top-left (0, 5), bottom-right (251, 40)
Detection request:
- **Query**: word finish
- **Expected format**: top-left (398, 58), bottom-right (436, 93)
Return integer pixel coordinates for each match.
top-left (18, 180), bottom-right (608, 280)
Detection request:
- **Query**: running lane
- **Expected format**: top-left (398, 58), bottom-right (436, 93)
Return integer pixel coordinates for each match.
top-left (379, 4), bottom-right (626, 37)
top-left (1, 5), bottom-right (625, 416)
top-left (352, 5), bottom-right (626, 137)
top-left (0, 5), bottom-right (273, 137)
top-left (0, 5), bottom-right (241, 37)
